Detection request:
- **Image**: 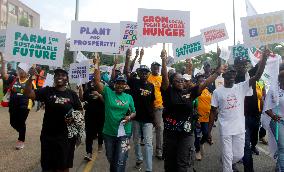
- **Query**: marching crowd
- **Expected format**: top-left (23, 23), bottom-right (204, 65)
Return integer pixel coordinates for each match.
top-left (0, 46), bottom-right (284, 172)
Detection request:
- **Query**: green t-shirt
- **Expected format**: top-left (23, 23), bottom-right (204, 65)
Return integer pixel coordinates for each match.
top-left (102, 86), bottom-right (136, 137)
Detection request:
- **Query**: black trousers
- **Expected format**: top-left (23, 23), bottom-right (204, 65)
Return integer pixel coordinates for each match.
top-left (9, 108), bottom-right (30, 142)
top-left (163, 130), bottom-right (195, 172)
top-left (259, 126), bottom-right (266, 139)
top-left (85, 110), bottom-right (104, 154)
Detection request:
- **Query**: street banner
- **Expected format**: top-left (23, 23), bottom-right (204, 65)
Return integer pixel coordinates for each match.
top-left (137, 8), bottom-right (190, 44)
top-left (241, 10), bottom-right (284, 47)
top-left (230, 44), bottom-right (250, 61)
top-left (4, 25), bottom-right (66, 67)
top-left (119, 21), bottom-right (138, 54)
top-left (172, 35), bottom-right (205, 61)
top-left (69, 61), bottom-right (90, 84)
top-left (70, 21), bottom-right (120, 53)
top-left (0, 29), bottom-right (6, 52)
top-left (200, 23), bottom-right (229, 45)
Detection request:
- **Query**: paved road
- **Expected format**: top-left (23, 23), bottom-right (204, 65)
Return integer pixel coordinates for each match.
top-left (0, 107), bottom-right (276, 172)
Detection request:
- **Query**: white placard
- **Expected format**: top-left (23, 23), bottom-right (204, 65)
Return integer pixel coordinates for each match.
top-left (119, 21), bottom-right (138, 54)
top-left (70, 21), bottom-right (120, 53)
top-left (172, 35), bottom-right (205, 61)
top-left (241, 10), bottom-right (284, 47)
top-left (69, 61), bottom-right (90, 84)
top-left (200, 23), bottom-right (229, 45)
top-left (137, 8), bottom-right (190, 44)
top-left (4, 25), bottom-right (66, 67)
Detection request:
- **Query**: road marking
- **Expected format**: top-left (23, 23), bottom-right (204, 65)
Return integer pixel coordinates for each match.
top-left (257, 145), bottom-right (270, 156)
top-left (82, 151), bottom-right (98, 172)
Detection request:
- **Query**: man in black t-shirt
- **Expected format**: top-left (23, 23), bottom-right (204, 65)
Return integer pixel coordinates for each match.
top-left (127, 65), bottom-right (155, 172)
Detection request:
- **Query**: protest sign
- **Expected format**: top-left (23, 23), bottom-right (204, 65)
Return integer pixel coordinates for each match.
top-left (119, 21), bottom-right (138, 54)
top-left (70, 21), bottom-right (120, 53)
top-left (137, 8), bottom-right (190, 44)
top-left (69, 61), bottom-right (90, 84)
top-left (76, 51), bottom-right (89, 63)
top-left (0, 30), bottom-right (6, 52)
top-left (230, 44), bottom-right (250, 61)
top-left (172, 35), bottom-right (205, 61)
top-left (241, 10), bottom-right (284, 47)
top-left (4, 25), bottom-right (66, 67)
top-left (43, 73), bottom-right (54, 87)
top-left (201, 23), bottom-right (229, 45)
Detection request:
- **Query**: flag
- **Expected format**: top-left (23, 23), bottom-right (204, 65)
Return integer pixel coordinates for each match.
top-left (245, 0), bottom-right (257, 16)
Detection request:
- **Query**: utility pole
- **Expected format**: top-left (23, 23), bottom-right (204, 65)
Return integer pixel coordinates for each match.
top-left (73, 0), bottom-right (79, 62)
top-left (233, 0), bottom-right (236, 45)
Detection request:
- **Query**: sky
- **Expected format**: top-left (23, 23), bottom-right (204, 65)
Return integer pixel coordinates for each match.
top-left (20, 0), bottom-right (284, 66)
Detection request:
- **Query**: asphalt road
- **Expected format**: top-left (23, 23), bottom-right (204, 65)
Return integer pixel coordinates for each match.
top-left (0, 107), bottom-right (276, 172)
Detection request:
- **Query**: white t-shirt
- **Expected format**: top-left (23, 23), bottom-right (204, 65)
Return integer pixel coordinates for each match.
top-left (211, 80), bottom-right (253, 136)
top-left (263, 87), bottom-right (284, 118)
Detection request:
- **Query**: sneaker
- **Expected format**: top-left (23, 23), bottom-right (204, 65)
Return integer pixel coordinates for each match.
top-left (15, 141), bottom-right (24, 150)
top-left (260, 137), bottom-right (268, 145)
top-left (135, 160), bottom-right (143, 170)
top-left (195, 151), bottom-right (202, 161)
top-left (200, 144), bottom-right (205, 155)
top-left (84, 153), bottom-right (92, 161)
top-left (251, 147), bottom-right (259, 155)
top-left (156, 150), bottom-right (163, 160)
top-left (232, 163), bottom-right (239, 172)
top-left (98, 144), bottom-right (103, 153)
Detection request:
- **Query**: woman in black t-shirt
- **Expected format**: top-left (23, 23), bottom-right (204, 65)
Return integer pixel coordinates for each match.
top-left (160, 49), bottom-right (225, 172)
top-left (1, 55), bottom-right (35, 150)
top-left (24, 68), bottom-right (82, 172)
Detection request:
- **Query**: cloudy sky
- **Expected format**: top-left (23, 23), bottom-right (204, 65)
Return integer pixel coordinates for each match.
top-left (20, 0), bottom-right (284, 65)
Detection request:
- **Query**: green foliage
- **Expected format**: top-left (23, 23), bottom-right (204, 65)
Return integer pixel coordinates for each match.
top-left (19, 17), bottom-right (29, 27)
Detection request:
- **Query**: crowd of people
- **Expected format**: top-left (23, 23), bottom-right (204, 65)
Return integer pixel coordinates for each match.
top-left (0, 46), bottom-right (283, 172)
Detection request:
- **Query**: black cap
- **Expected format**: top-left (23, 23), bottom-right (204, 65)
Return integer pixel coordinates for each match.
top-left (115, 74), bottom-right (127, 83)
top-left (151, 62), bottom-right (161, 67)
top-left (54, 68), bottom-right (68, 75)
top-left (137, 65), bottom-right (150, 72)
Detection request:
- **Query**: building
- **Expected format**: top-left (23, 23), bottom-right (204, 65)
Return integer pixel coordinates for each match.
top-left (0, 0), bottom-right (40, 29)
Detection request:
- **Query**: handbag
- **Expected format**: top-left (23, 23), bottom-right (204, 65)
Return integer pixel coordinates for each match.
top-left (1, 77), bottom-right (17, 107)
top-left (65, 108), bottom-right (85, 146)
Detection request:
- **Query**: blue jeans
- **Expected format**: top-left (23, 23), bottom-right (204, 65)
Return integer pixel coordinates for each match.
top-left (270, 120), bottom-right (284, 171)
top-left (194, 122), bottom-right (209, 152)
top-left (132, 121), bottom-right (153, 171)
top-left (243, 115), bottom-right (260, 172)
top-left (103, 134), bottom-right (130, 172)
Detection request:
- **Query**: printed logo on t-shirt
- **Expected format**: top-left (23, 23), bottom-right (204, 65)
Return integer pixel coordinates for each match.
top-left (115, 99), bottom-right (128, 106)
top-left (50, 95), bottom-right (71, 104)
top-left (182, 94), bottom-right (191, 99)
top-left (225, 94), bottom-right (239, 110)
top-left (140, 88), bottom-right (151, 96)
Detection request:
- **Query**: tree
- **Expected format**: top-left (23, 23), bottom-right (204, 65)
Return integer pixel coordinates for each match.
top-left (19, 17), bottom-right (29, 27)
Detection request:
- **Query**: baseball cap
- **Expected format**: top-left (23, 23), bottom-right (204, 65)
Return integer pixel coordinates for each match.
top-left (54, 68), bottom-right (68, 75)
top-left (151, 62), bottom-right (161, 66)
top-left (115, 74), bottom-right (127, 83)
top-left (137, 65), bottom-right (150, 72)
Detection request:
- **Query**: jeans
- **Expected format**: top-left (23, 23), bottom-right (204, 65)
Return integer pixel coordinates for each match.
top-left (104, 135), bottom-right (130, 172)
top-left (153, 108), bottom-right (163, 155)
top-left (194, 122), bottom-right (209, 152)
top-left (243, 115), bottom-right (260, 172)
top-left (163, 130), bottom-right (195, 172)
top-left (9, 108), bottom-right (30, 142)
top-left (221, 133), bottom-right (245, 172)
top-left (133, 121), bottom-right (153, 171)
top-left (270, 120), bottom-right (284, 171)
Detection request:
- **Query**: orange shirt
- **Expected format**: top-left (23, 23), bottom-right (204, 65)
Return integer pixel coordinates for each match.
top-left (197, 88), bottom-right (212, 122)
top-left (147, 74), bottom-right (163, 108)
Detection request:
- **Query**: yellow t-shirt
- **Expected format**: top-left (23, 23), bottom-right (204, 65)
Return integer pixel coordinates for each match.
top-left (197, 88), bottom-right (212, 123)
top-left (147, 74), bottom-right (163, 108)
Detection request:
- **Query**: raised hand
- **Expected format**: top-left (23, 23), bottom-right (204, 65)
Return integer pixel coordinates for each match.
top-left (140, 49), bottom-right (144, 57)
top-left (135, 49), bottom-right (139, 57)
top-left (126, 49), bottom-right (132, 57)
top-left (160, 49), bottom-right (167, 60)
